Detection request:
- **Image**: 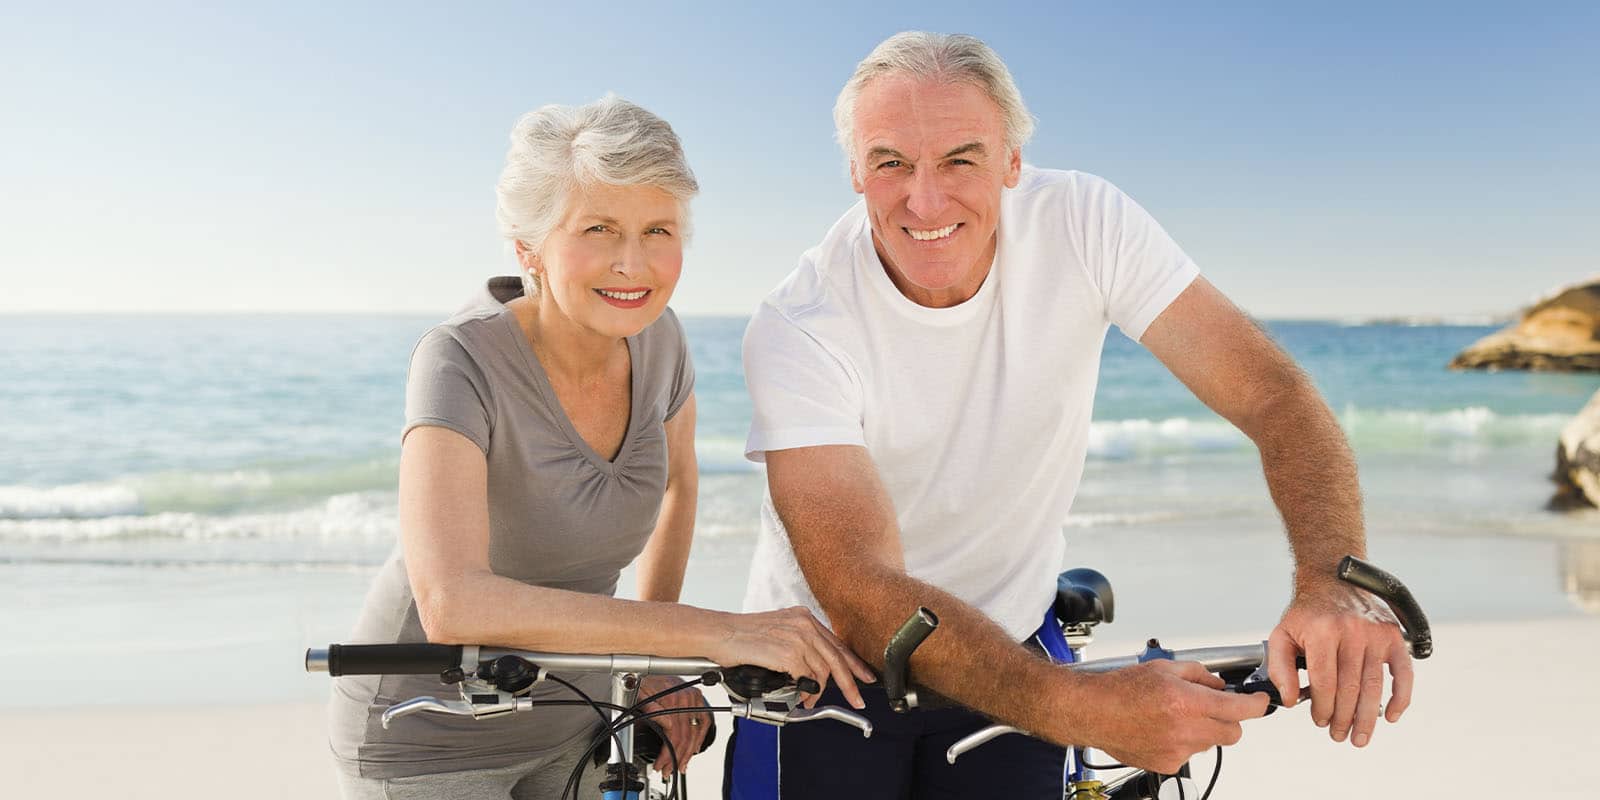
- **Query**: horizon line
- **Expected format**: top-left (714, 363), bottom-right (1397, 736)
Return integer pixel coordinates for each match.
top-left (0, 309), bottom-right (1513, 326)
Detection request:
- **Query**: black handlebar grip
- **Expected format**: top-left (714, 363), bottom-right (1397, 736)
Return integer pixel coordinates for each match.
top-left (323, 643), bottom-right (465, 676)
top-left (883, 607), bottom-right (939, 712)
top-left (721, 665), bottom-right (813, 699)
top-left (626, 716), bottom-right (720, 768)
top-left (1336, 556), bottom-right (1433, 660)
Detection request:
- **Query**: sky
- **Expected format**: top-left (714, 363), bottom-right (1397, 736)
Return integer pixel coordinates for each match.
top-left (2, 0), bottom-right (1596, 319)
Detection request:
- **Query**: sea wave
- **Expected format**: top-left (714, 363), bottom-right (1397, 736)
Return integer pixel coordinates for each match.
top-left (0, 407), bottom-right (1570, 539)
top-left (0, 491), bottom-right (397, 541)
top-left (1337, 406), bottom-right (1570, 447)
top-left (1088, 418), bottom-right (1245, 459)
top-left (1086, 407), bottom-right (1570, 459)
top-left (0, 483), bottom-right (144, 519)
top-left (1064, 510), bottom-right (1218, 527)
top-left (695, 436), bottom-right (758, 474)
top-left (0, 459), bottom-right (399, 521)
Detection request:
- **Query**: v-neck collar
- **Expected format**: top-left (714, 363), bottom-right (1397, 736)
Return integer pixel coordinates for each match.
top-left (494, 295), bottom-right (643, 476)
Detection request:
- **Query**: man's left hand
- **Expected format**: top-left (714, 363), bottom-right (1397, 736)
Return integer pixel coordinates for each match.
top-left (1266, 582), bottom-right (1414, 748)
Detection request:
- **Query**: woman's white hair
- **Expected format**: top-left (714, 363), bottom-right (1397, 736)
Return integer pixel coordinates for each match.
top-left (833, 32), bottom-right (1035, 161)
top-left (495, 94), bottom-right (698, 296)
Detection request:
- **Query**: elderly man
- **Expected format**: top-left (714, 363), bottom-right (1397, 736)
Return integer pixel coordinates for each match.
top-left (725, 32), bottom-right (1414, 799)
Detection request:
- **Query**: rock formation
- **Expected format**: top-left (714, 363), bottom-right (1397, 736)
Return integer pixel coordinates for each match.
top-left (1552, 389), bottom-right (1600, 509)
top-left (1451, 280), bottom-right (1600, 372)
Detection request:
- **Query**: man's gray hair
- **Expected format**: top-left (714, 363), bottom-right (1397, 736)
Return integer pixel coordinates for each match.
top-left (496, 94), bottom-right (698, 295)
top-left (833, 32), bottom-right (1035, 160)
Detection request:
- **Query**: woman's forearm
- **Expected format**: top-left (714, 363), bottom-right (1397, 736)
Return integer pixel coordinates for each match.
top-left (421, 568), bottom-right (732, 657)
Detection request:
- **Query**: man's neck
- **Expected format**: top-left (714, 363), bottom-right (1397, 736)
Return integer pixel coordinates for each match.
top-left (870, 231), bottom-right (998, 309)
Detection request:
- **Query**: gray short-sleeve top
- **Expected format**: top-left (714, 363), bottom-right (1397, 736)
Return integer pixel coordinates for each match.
top-left (329, 277), bottom-right (695, 779)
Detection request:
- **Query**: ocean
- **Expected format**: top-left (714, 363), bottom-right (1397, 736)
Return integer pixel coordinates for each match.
top-left (2, 313), bottom-right (1597, 707)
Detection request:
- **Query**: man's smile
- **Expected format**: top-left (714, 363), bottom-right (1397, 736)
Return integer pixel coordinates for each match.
top-left (904, 222), bottom-right (962, 241)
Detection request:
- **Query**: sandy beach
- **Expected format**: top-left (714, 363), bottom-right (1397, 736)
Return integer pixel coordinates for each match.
top-left (4, 616), bottom-right (1594, 799)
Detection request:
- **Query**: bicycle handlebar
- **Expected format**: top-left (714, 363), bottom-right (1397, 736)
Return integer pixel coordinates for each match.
top-left (307, 644), bottom-right (731, 681)
top-left (309, 643), bottom-right (464, 677)
top-left (1337, 555), bottom-right (1432, 659)
top-left (945, 555), bottom-right (1433, 766)
top-left (883, 607), bottom-right (939, 712)
top-left (307, 641), bottom-right (872, 739)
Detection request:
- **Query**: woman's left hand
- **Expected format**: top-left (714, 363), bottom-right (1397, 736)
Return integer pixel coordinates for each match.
top-left (637, 675), bottom-right (711, 775)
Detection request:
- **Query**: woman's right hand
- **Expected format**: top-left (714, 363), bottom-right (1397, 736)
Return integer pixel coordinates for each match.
top-left (709, 606), bottom-right (877, 709)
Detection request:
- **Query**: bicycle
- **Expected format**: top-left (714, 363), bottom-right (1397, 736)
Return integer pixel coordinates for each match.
top-left (306, 555), bottom-right (1430, 800)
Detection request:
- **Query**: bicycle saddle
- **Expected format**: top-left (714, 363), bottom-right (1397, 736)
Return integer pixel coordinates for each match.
top-left (1054, 567), bottom-right (1114, 625)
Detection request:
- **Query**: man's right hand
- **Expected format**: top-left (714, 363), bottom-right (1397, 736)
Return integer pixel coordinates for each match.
top-left (1068, 661), bottom-right (1272, 774)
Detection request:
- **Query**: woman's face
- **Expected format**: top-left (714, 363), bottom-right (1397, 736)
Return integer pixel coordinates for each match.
top-left (524, 182), bottom-right (685, 339)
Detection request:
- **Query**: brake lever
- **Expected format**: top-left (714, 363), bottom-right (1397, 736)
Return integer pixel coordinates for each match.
top-left (381, 696), bottom-right (475, 728)
top-left (947, 724), bottom-right (1024, 764)
top-left (785, 705), bottom-right (874, 734)
top-left (1219, 644), bottom-right (1310, 714)
top-left (726, 698), bottom-right (874, 738)
top-left (381, 689), bottom-right (528, 728)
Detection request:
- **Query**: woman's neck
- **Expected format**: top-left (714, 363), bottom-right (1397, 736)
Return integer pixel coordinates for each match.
top-left (512, 294), bottom-right (626, 383)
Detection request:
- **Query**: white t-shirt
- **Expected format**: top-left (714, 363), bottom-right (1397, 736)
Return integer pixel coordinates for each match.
top-left (741, 166), bottom-right (1200, 640)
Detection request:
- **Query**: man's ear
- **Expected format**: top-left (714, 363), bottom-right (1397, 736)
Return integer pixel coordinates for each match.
top-left (1004, 147), bottom-right (1022, 189)
top-left (849, 159), bottom-right (865, 194)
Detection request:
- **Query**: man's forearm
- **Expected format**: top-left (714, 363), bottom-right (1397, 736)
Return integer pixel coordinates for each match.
top-left (766, 444), bottom-right (1091, 745)
top-left (820, 563), bottom-right (1087, 743)
top-left (1250, 383), bottom-right (1365, 593)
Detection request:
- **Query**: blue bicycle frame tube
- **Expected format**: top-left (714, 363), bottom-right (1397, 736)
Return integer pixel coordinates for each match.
top-left (1032, 608), bottom-right (1093, 788)
top-left (1034, 606), bottom-right (1075, 663)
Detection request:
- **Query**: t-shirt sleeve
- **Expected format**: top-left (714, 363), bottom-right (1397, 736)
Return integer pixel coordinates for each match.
top-left (742, 305), bottom-right (865, 463)
top-left (1076, 175), bottom-right (1201, 342)
top-left (662, 308), bottom-right (696, 421)
top-left (402, 328), bottom-right (494, 454)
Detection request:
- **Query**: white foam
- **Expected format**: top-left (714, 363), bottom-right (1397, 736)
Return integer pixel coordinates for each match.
top-left (695, 437), bottom-right (758, 473)
top-left (1087, 417), bottom-right (1246, 459)
top-left (1085, 408), bottom-right (1571, 459)
top-left (1338, 406), bottom-right (1570, 446)
top-left (0, 483), bottom-right (144, 519)
top-left (1063, 510), bottom-right (1201, 527)
top-left (0, 459), bottom-right (400, 521)
top-left (0, 491), bottom-right (398, 542)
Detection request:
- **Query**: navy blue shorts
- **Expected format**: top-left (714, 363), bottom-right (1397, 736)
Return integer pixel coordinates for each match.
top-left (722, 683), bottom-right (1067, 799)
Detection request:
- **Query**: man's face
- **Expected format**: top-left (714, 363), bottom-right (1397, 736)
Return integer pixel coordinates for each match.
top-left (850, 75), bottom-right (1022, 308)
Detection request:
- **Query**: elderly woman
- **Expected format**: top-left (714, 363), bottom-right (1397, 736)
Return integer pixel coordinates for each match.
top-left (328, 95), bottom-right (872, 799)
